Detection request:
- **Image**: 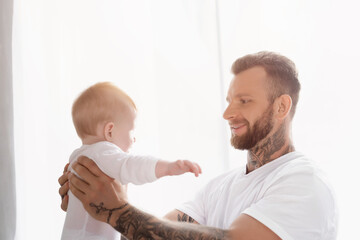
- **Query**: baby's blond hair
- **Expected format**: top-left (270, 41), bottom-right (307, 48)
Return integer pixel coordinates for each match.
top-left (72, 82), bottom-right (136, 139)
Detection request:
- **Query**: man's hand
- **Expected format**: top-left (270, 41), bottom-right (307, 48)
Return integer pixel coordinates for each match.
top-left (58, 163), bottom-right (70, 211)
top-left (68, 156), bottom-right (128, 223)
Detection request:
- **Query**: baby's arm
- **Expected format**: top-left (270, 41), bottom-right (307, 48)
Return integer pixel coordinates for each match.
top-left (79, 142), bottom-right (202, 184)
top-left (155, 160), bottom-right (202, 178)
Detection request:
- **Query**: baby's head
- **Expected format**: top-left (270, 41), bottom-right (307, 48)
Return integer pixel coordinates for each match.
top-left (72, 82), bottom-right (136, 152)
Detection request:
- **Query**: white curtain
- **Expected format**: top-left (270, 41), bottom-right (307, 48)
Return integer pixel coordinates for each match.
top-left (13, 1), bottom-right (228, 239)
top-left (0, 0), bottom-right (16, 239)
top-left (11, 0), bottom-right (360, 239)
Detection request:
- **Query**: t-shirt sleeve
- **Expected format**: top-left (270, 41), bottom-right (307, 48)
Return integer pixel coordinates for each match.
top-left (243, 170), bottom-right (337, 240)
top-left (81, 143), bottom-right (159, 185)
top-left (176, 184), bottom-right (208, 225)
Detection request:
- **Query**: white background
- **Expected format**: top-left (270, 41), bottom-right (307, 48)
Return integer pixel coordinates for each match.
top-left (12, 0), bottom-right (359, 239)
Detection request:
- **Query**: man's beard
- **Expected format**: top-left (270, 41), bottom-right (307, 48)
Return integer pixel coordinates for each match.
top-left (230, 106), bottom-right (274, 150)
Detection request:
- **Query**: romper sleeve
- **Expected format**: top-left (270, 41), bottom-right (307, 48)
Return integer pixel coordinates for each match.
top-left (81, 142), bottom-right (159, 185)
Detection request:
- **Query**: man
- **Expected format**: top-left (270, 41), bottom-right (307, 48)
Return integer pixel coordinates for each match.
top-left (59, 51), bottom-right (338, 239)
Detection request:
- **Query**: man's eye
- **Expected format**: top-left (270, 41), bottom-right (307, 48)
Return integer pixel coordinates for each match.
top-left (240, 99), bottom-right (250, 104)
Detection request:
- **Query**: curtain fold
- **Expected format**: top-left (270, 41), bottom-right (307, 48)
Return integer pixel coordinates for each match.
top-left (0, 0), bottom-right (16, 239)
top-left (12, 1), bottom-right (225, 238)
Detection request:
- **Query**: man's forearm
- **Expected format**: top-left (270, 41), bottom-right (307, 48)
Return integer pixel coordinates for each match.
top-left (90, 202), bottom-right (230, 240)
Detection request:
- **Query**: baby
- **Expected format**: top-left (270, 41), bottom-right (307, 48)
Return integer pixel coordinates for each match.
top-left (61, 82), bottom-right (201, 240)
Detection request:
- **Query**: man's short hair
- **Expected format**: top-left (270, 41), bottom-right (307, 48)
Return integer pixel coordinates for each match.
top-left (231, 51), bottom-right (301, 118)
top-left (72, 82), bottom-right (136, 139)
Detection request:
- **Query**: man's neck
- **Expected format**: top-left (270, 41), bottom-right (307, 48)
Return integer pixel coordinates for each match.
top-left (246, 124), bottom-right (295, 173)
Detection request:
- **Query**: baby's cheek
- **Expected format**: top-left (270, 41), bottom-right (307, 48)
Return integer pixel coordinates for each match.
top-left (124, 138), bottom-right (134, 152)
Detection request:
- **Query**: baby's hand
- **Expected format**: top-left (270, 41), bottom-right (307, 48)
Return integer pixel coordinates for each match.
top-left (168, 160), bottom-right (202, 177)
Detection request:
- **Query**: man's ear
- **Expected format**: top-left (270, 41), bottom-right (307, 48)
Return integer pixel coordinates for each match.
top-left (274, 94), bottom-right (292, 120)
top-left (103, 122), bottom-right (114, 141)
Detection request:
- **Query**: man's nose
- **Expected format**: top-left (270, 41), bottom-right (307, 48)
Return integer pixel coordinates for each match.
top-left (223, 104), bottom-right (236, 120)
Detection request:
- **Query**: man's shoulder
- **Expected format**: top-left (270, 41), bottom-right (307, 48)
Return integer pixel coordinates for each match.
top-left (271, 152), bottom-right (328, 182)
top-left (267, 152), bottom-right (336, 203)
top-left (248, 153), bottom-right (338, 239)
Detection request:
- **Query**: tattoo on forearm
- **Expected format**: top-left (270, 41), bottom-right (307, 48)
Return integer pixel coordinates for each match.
top-left (90, 202), bottom-right (229, 240)
top-left (89, 202), bottom-right (129, 223)
top-left (177, 213), bottom-right (195, 223)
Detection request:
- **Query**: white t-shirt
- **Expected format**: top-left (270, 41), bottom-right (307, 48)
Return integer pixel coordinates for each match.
top-left (177, 152), bottom-right (338, 240)
top-left (61, 141), bottom-right (159, 240)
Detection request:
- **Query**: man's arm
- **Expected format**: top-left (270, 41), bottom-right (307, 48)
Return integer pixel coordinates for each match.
top-left (69, 157), bottom-right (280, 240)
top-left (108, 204), bottom-right (228, 240)
top-left (164, 209), bottom-right (199, 224)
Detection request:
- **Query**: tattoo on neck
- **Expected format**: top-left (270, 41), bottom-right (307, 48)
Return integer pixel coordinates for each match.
top-left (91, 202), bottom-right (229, 240)
top-left (248, 124), bottom-right (294, 170)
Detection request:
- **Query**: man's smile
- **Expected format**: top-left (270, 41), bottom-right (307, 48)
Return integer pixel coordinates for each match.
top-left (230, 123), bottom-right (247, 135)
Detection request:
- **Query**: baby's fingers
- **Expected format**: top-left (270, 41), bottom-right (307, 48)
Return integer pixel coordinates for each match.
top-left (195, 163), bottom-right (202, 174)
top-left (183, 160), bottom-right (201, 177)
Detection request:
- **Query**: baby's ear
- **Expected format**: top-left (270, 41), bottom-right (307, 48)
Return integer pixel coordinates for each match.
top-left (104, 122), bottom-right (114, 141)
